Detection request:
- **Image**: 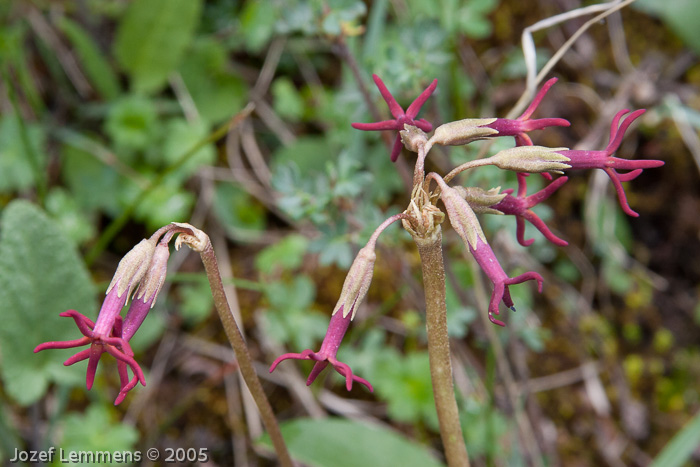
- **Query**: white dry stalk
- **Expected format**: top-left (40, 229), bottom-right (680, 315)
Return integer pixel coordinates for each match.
top-left (513, 0), bottom-right (638, 119)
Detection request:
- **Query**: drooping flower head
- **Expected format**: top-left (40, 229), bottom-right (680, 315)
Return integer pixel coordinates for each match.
top-left (434, 174), bottom-right (544, 326)
top-left (557, 109), bottom-right (664, 217)
top-left (352, 74), bottom-right (437, 162)
top-left (269, 305), bottom-right (373, 392)
top-left (35, 230), bottom-right (172, 404)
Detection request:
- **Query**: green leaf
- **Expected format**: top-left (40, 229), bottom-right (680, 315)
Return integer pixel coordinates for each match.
top-left (60, 144), bottom-right (124, 216)
top-left (272, 77), bottom-right (305, 122)
top-left (213, 183), bottom-right (267, 242)
top-left (58, 404), bottom-right (139, 466)
top-left (257, 417), bottom-right (444, 467)
top-left (57, 17), bottom-right (121, 100)
top-left (114, 0), bottom-right (203, 94)
top-left (635, 0), bottom-right (700, 54)
top-left (0, 114), bottom-right (46, 193)
top-left (44, 187), bottom-right (96, 245)
top-left (178, 37), bottom-right (248, 124)
top-left (652, 411), bottom-right (700, 467)
top-left (104, 95), bottom-right (159, 154)
top-left (0, 201), bottom-right (96, 405)
top-left (255, 234), bottom-right (310, 276)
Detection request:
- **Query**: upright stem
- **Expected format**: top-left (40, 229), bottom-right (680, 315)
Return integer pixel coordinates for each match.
top-left (415, 231), bottom-right (470, 467)
top-left (199, 242), bottom-right (293, 467)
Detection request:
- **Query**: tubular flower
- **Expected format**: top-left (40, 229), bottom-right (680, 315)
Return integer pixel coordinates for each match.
top-left (491, 174), bottom-right (569, 247)
top-left (557, 109), bottom-right (665, 217)
top-left (435, 174), bottom-right (544, 326)
top-left (485, 78), bottom-right (570, 147)
top-left (430, 78), bottom-right (569, 148)
top-left (269, 305), bottom-right (373, 392)
top-left (352, 74), bottom-right (437, 162)
top-left (468, 235), bottom-right (544, 326)
top-left (34, 235), bottom-right (171, 405)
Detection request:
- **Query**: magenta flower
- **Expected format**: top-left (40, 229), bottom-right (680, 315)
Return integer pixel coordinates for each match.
top-left (34, 292), bottom-right (146, 404)
top-left (557, 109), bottom-right (664, 217)
top-left (492, 174), bottom-right (569, 247)
top-left (34, 236), bottom-right (171, 404)
top-left (269, 305), bottom-right (373, 392)
top-left (469, 235), bottom-right (544, 326)
top-left (485, 78), bottom-right (570, 147)
top-left (352, 74), bottom-right (437, 162)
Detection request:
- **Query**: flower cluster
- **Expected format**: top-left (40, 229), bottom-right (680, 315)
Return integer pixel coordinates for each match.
top-left (34, 226), bottom-right (187, 404)
top-left (271, 75), bottom-right (664, 390)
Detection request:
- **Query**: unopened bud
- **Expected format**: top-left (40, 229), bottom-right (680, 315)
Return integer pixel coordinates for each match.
top-left (453, 186), bottom-right (506, 214)
top-left (106, 238), bottom-right (157, 299)
top-left (399, 124), bottom-right (428, 153)
top-left (440, 185), bottom-right (487, 250)
top-left (490, 146), bottom-right (571, 173)
top-left (135, 241), bottom-right (170, 307)
top-left (332, 244), bottom-right (376, 320)
top-left (429, 118), bottom-right (498, 146)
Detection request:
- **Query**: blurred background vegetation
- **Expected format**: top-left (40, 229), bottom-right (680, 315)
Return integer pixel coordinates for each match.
top-left (0, 0), bottom-right (698, 465)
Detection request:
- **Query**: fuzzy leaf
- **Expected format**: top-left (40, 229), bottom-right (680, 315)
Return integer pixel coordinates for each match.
top-left (0, 201), bottom-right (96, 405)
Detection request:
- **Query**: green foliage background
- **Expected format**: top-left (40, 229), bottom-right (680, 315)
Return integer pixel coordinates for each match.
top-left (0, 0), bottom-right (697, 465)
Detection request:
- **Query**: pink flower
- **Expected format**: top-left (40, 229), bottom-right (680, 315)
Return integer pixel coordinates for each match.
top-left (269, 306), bottom-right (373, 392)
top-left (557, 109), bottom-right (664, 217)
top-left (484, 78), bottom-right (570, 147)
top-left (468, 235), bottom-right (543, 327)
top-left (35, 237), bottom-right (170, 404)
top-left (352, 74), bottom-right (437, 162)
top-left (492, 174), bottom-right (569, 247)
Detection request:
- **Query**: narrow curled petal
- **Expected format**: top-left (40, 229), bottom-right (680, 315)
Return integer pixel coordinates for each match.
top-left (269, 308), bottom-right (373, 391)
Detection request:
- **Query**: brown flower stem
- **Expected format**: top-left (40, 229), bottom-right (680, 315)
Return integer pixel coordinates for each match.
top-left (199, 241), bottom-right (293, 467)
top-left (415, 231), bottom-right (470, 467)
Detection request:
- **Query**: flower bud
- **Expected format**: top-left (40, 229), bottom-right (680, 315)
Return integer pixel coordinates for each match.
top-left (135, 240), bottom-right (170, 307)
top-left (399, 124), bottom-right (428, 153)
top-left (429, 118), bottom-right (498, 146)
top-left (106, 238), bottom-right (157, 299)
top-left (453, 186), bottom-right (506, 215)
top-left (440, 184), bottom-right (487, 250)
top-left (332, 244), bottom-right (377, 320)
top-left (490, 146), bottom-right (571, 173)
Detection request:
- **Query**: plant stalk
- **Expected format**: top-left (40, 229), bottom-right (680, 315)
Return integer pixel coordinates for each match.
top-left (199, 241), bottom-right (293, 467)
top-left (415, 231), bottom-right (470, 467)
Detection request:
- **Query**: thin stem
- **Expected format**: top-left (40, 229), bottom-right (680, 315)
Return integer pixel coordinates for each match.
top-left (413, 142), bottom-right (433, 187)
top-left (367, 212), bottom-right (409, 249)
top-left (199, 242), bottom-right (293, 467)
top-left (415, 232), bottom-right (470, 467)
top-left (443, 157), bottom-right (496, 185)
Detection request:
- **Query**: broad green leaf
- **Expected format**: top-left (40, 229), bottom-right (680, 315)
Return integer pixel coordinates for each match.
top-left (114, 0), bottom-right (203, 94)
top-left (652, 411), bottom-right (700, 467)
top-left (257, 417), bottom-right (444, 467)
top-left (0, 201), bottom-right (96, 405)
top-left (0, 114), bottom-right (45, 193)
top-left (178, 37), bottom-right (248, 124)
top-left (58, 405), bottom-right (139, 467)
top-left (58, 17), bottom-right (121, 100)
